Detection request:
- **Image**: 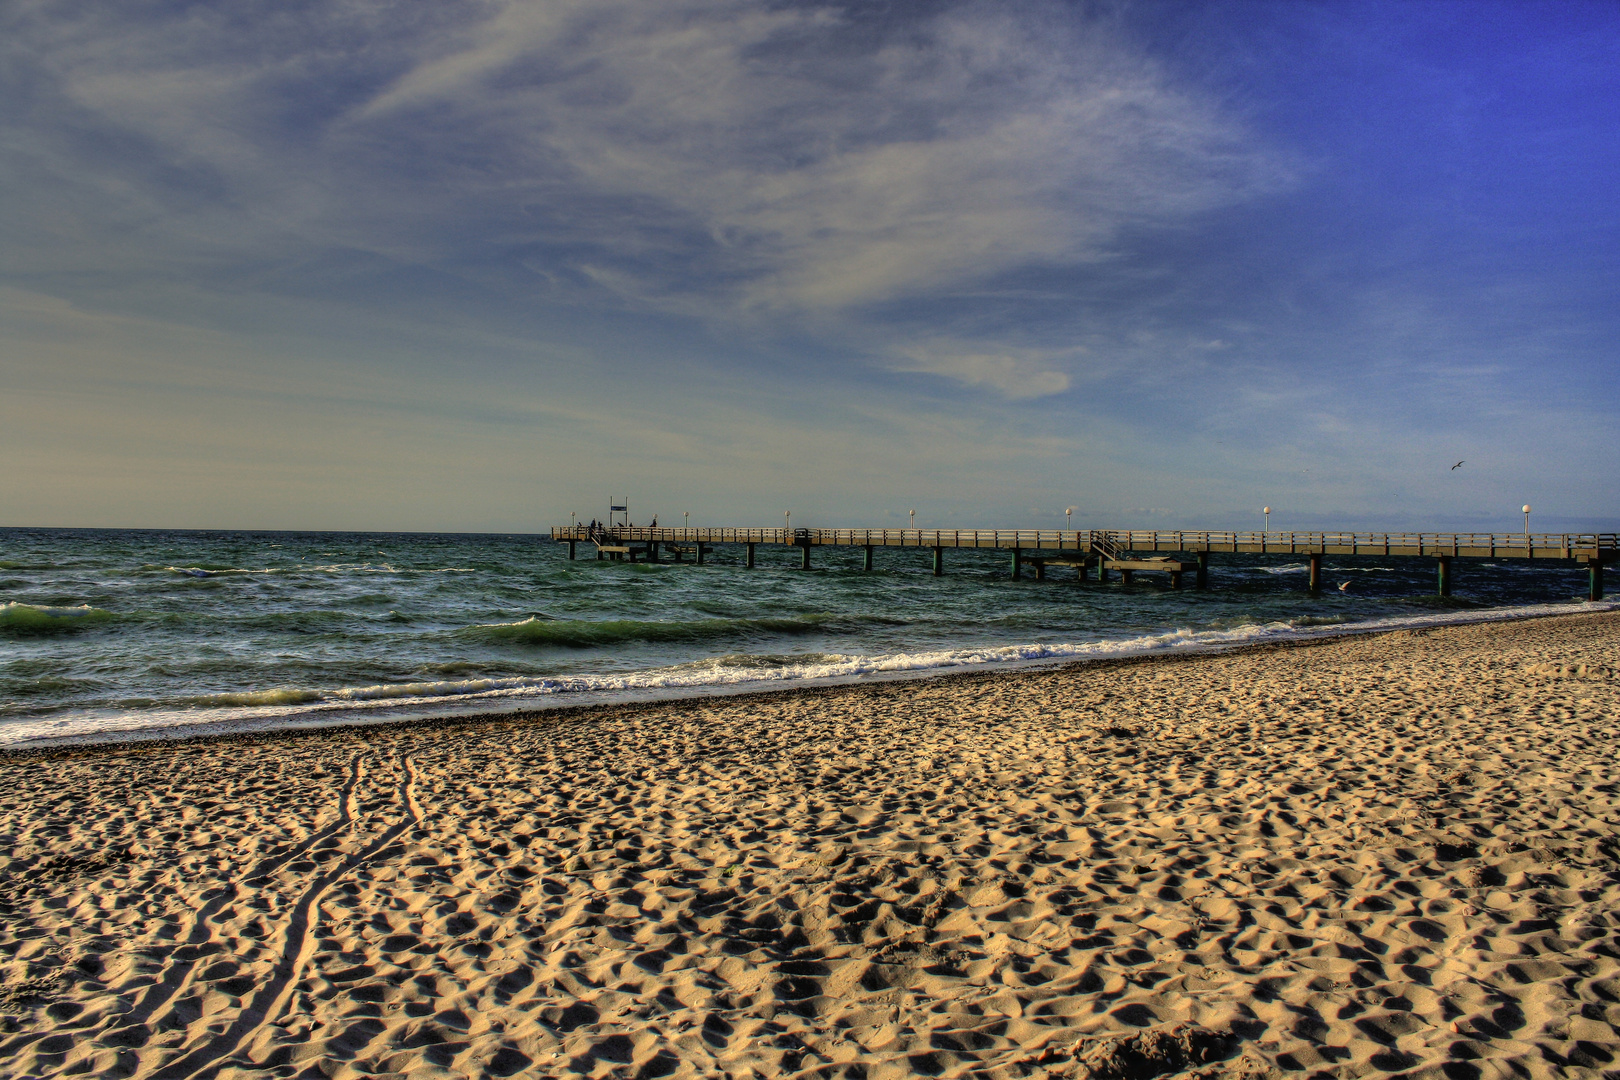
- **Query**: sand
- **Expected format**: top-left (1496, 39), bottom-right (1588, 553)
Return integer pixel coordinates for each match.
top-left (2, 611), bottom-right (1619, 1080)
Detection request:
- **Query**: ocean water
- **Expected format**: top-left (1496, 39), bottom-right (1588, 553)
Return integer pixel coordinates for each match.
top-left (1, 527), bottom-right (1610, 748)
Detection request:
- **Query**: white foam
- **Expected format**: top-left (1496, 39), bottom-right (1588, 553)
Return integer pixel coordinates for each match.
top-left (3, 598), bottom-right (1613, 749)
top-left (165, 565), bottom-right (476, 576)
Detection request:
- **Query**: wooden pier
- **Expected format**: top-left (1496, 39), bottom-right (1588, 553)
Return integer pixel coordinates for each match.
top-left (554, 526), bottom-right (1618, 600)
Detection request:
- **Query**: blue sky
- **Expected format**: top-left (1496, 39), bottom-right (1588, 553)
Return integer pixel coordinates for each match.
top-left (2, 0), bottom-right (1615, 532)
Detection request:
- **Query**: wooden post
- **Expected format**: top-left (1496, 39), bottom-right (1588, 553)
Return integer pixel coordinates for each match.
top-left (568, 540), bottom-right (577, 560)
top-left (1170, 570), bottom-right (1183, 590)
top-left (697, 544), bottom-right (705, 565)
top-left (746, 542), bottom-right (756, 568)
top-left (1437, 556), bottom-right (1452, 597)
top-left (1078, 559), bottom-right (1089, 582)
top-left (596, 547), bottom-right (604, 561)
top-left (800, 543), bottom-right (811, 571)
top-left (1592, 560), bottom-right (1605, 601)
top-left (1196, 551), bottom-right (1209, 590)
top-left (863, 544), bottom-right (874, 571)
top-left (1035, 561), bottom-right (1046, 581)
top-left (1011, 548), bottom-right (1022, 580)
top-left (1308, 553), bottom-right (1322, 595)
top-left (1098, 560), bottom-right (1109, 583)
top-left (649, 542), bottom-right (659, 563)
top-left (932, 547), bottom-right (944, 576)
top-left (1121, 568), bottom-right (1135, 585)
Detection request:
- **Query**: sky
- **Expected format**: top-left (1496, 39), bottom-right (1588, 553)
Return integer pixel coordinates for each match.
top-left (2, 0), bottom-right (1616, 533)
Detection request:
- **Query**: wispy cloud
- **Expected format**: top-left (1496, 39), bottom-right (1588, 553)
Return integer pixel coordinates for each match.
top-left (4, 0), bottom-right (1289, 397)
top-left (356, 0), bottom-right (1288, 316)
top-left (890, 339), bottom-right (1077, 399)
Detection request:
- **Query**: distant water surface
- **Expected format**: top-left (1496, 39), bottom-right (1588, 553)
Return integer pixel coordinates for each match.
top-left (0, 527), bottom-right (1610, 747)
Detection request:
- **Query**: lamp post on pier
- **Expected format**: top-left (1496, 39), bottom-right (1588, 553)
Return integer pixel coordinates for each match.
top-left (1263, 506), bottom-right (1271, 532)
top-left (1523, 505), bottom-right (1531, 544)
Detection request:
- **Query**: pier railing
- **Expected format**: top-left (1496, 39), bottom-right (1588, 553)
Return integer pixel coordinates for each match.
top-left (552, 526), bottom-right (1617, 560)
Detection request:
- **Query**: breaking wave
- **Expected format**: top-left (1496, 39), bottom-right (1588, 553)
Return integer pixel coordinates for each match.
top-left (5, 598), bottom-right (1612, 748)
top-left (466, 614), bottom-right (839, 647)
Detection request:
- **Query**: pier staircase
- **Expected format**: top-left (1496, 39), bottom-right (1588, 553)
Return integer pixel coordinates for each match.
top-left (1087, 532), bottom-right (1194, 585)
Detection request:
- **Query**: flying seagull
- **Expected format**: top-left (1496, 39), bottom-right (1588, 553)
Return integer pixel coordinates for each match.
top-left (1451, 460), bottom-right (1465, 470)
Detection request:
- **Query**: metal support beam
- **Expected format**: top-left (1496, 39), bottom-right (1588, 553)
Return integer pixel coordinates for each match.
top-left (1308, 553), bottom-right (1322, 595)
top-left (1592, 560), bottom-right (1605, 601)
top-left (932, 547), bottom-right (944, 576)
top-left (746, 542), bottom-right (755, 568)
top-left (800, 543), bottom-right (811, 570)
top-left (1196, 551), bottom-right (1209, 590)
top-left (1437, 556), bottom-right (1452, 597)
top-left (863, 544), bottom-right (874, 571)
top-left (1011, 548), bottom-right (1022, 580)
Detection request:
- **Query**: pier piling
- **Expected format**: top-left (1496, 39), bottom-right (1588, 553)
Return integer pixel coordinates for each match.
top-left (1308, 554), bottom-right (1322, 595)
top-left (1011, 549), bottom-right (1022, 580)
top-left (746, 542), bottom-right (756, 568)
top-left (932, 547), bottom-right (944, 576)
top-left (863, 544), bottom-right (874, 572)
top-left (1196, 552), bottom-right (1209, 589)
top-left (800, 544), bottom-right (811, 570)
top-left (1592, 560), bottom-right (1605, 601)
top-left (1437, 556), bottom-right (1453, 597)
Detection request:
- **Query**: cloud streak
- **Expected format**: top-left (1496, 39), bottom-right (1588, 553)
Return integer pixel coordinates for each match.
top-left (357, 0), bottom-right (1288, 316)
top-left (4, 0), bottom-right (1289, 396)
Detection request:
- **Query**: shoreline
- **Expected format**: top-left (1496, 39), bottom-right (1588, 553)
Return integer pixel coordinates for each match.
top-left (3, 610), bottom-right (1619, 1077)
top-left (5, 599), bottom-right (1614, 759)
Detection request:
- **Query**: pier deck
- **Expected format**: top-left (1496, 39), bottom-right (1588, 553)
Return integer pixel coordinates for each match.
top-left (555, 527), bottom-right (1618, 599)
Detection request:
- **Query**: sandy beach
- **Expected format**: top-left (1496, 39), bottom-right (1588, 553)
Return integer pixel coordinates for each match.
top-left (2, 611), bottom-right (1618, 1079)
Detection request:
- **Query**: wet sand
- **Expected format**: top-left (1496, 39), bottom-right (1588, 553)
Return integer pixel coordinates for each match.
top-left (2, 611), bottom-right (1618, 1079)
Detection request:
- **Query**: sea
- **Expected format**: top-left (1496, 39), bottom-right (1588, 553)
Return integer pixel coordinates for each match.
top-left (1, 527), bottom-right (1611, 749)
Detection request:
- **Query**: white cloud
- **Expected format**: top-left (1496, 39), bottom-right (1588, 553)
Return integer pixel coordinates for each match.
top-left (890, 339), bottom-right (1076, 399)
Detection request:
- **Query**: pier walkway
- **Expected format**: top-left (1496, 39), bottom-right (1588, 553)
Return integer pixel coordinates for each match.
top-left (553, 526), bottom-right (1618, 599)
